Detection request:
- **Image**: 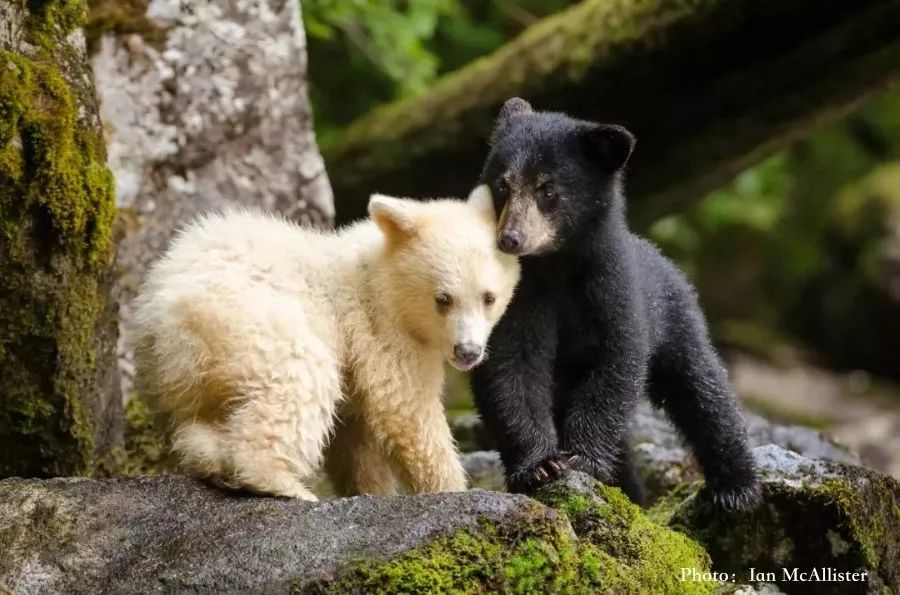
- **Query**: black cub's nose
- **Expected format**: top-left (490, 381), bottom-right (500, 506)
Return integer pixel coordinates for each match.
top-left (498, 230), bottom-right (523, 254)
top-left (453, 343), bottom-right (482, 367)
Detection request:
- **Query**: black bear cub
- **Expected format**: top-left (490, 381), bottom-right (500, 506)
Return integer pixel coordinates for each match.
top-left (471, 98), bottom-right (761, 512)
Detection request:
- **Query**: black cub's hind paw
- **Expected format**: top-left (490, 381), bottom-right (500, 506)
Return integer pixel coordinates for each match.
top-left (706, 479), bottom-right (762, 513)
top-left (507, 453), bottom-right (574, 493)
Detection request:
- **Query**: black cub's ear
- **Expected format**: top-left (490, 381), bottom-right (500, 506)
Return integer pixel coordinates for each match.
top-left (497, 97), bottom-right (533, 128)
top-left (581, 124), bottom-right (636, 173)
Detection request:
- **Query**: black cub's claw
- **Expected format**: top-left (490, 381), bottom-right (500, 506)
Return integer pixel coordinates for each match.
top-left (508, 453), bottom-right (572, 493)
top-left (530, 453), bottom-right (570, 484)
top-left (707, 479), bottom-right (763, 513)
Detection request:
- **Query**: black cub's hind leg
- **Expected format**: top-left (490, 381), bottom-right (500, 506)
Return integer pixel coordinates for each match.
top-left (648, 311), bottom-right (760, 512)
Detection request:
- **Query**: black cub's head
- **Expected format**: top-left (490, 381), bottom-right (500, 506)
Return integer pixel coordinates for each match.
top-left (482, 97), bottom-right (635, 257)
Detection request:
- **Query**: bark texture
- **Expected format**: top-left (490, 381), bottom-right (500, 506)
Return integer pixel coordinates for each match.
top-left (88, 0), bottom-right (334, 397)
top-left (0, 0), bottom-right (120, 476)
top-left (325, 0), bottom-right (900, 226)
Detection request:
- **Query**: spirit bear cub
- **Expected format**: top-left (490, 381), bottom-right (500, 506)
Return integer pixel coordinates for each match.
top-left (133, 186), bottom-right (519, 500)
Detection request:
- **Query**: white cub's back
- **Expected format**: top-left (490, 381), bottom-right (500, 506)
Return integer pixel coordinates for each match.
top-left (132, 186), bottom-right (519, 500)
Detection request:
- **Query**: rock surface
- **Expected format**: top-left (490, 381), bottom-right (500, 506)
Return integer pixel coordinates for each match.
top-left (2, 446), bottom-right (897, 593)
top-left (630, 402), bottom-right (861, 503)
top-left (0, 475), bottom-right (541, 593)
top-left (89, 0), bottom-right (334, 399)
top-left (0, 472), bottom-right (715, 594)
top-left (453, 402), bottom-right (862, 502)
top-left (655, 445), bottom-right (900, 594)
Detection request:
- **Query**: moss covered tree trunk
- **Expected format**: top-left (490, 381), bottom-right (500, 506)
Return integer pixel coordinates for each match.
top-left (325, 0), bottom-right (900, 227)
top-left (0, 1), bottom-right (120, 476)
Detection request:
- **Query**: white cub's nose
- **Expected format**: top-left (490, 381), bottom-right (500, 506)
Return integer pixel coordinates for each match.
top-left (453, 343), bottom-right (483, 369)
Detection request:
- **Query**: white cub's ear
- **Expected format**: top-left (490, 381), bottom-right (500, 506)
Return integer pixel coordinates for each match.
top-left (369, 194), bottom-right (418, 244)
top-left (467, 184), bottom-right (497, 223)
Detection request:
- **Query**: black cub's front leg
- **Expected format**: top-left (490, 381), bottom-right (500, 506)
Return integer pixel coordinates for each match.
top-left (559, 357), bottom-right (646, 488)
top-left (470, 281), bottom-right (568, 493)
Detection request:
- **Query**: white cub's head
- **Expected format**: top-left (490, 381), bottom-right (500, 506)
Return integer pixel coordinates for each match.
top-left (369, 185), bottom-right (521, 371)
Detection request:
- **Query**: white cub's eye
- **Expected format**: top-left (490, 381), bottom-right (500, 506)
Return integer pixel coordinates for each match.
top-left (435, 293), bottom-right (453, 313)
top-left (483, 291), bottom-right (496, 306)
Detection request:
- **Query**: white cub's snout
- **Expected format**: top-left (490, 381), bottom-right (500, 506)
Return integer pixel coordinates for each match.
top-left (451, 342), bottom-right (484, 371)
top-left (447, 310), bottom-right (489, 371)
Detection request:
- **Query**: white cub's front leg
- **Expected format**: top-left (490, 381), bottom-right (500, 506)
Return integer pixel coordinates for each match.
top-left (363, 394), bottom-right (467, 493)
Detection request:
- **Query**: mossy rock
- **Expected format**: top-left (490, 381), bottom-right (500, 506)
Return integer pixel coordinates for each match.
top-left (653, 445), bottom-right (900, 594)
top-left (533, 472), bottom-right (716, 595)
top-left (0, 0), bottom-right (120, 476)
top-left (631, 401), bottom-right (860, 505)
top-left (0, 472), bottom-right (717, 593)
top-left (312, 472), bottom-right (715, 594)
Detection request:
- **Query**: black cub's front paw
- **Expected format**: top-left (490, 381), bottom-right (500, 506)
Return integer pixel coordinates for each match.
top-left (507, 453), bottom-right (576, 493)
top-left (705, 477), bottom-right (762, 513)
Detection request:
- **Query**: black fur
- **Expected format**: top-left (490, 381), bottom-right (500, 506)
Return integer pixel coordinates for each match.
top-left (471, 99), bottom-right (761, 512)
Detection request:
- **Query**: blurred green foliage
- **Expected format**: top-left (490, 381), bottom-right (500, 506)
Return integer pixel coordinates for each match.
top-left (301, 0), bottom-right (574, 141)
top-left (649, 89), bottom-right (900, 377)
top-left (299, 0), bottom-right (900, 378)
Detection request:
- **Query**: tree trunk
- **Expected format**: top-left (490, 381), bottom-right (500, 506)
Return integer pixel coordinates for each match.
top-left (325, 0), bottom-right (900, 227)
top-left (0, 0), bottom-right (120, 476)
top-left (88, 0), bottom-right (334, 399)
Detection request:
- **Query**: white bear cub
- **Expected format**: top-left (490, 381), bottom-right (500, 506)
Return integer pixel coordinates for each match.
top-left (132, 186), bottom-right (519, 500)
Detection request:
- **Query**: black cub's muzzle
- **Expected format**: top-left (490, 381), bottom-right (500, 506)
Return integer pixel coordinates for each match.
top-left (498, 229), bottom-right (523, 254)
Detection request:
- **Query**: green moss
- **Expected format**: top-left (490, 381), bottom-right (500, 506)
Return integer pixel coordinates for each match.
top-left (0, 1), bottom-right (117, 477)
top-left (538, 481), bottom-right (717, 594)
top-left (85, 0), bottom-right (165, 54)
top-left (647, 482), bottom-right (702, 525)
top-left (115, 396), bottom-right (166, 475)
top-left (305, 512), bottom-right (640, 594)
top-left (98, 395), bottom-right (168, 476)
top-left (26, 0), bottom-right (89, 38)
top-left (810, 475), bottom-right (900, 572)
top-left (307, 480), bottom-right (716, 594)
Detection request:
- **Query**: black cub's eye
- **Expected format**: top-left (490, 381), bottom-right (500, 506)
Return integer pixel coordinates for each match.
top-left (496, 179), bottom-right (510, 196)
top-left (435, 293), bottom-right (453, 313)
top-left (483, 292), bottom-right (497, 306)
top-left (539, 183), bottom-right (557, 203)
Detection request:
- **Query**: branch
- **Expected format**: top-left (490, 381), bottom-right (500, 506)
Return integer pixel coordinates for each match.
top-left (324, 0), bottom-right (900, 227)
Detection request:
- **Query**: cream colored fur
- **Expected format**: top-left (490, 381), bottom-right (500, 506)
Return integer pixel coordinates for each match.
top-left (132, 186), bottom-right (519, 500)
